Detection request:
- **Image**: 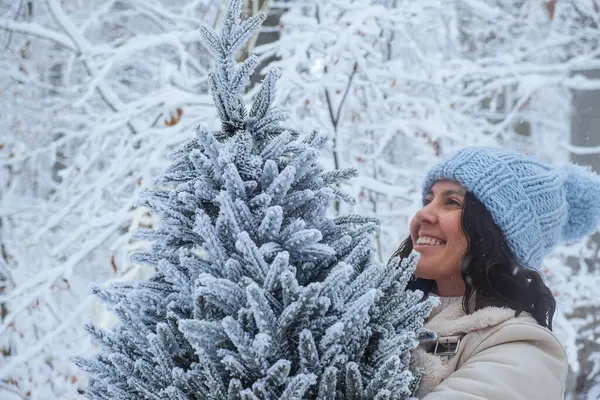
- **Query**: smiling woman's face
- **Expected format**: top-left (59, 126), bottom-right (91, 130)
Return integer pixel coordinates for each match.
top-left (409, 180), bottom-right (468, 295)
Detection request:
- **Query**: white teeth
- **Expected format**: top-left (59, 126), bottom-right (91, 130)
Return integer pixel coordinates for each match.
top-left (416, 236), bottom-right (445, 246)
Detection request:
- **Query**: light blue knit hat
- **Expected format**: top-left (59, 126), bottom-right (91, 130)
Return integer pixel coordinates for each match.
top-left (422, 147), bottom-right (600, 271)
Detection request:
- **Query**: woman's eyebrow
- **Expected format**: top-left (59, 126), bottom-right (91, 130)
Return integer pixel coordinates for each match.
top-left (427, 189), bottom-right (466, 197)
top-left (444, 189), bottom-right (466, 197)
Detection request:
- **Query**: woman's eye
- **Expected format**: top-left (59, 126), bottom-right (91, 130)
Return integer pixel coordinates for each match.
top-left (447, 198), bottom-right (461, 206)
top-left (423, 198), bottom-right (432, 205)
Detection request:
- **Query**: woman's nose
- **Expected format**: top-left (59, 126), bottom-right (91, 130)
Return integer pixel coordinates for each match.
top-left (415, 203), bottom-right (438, 225)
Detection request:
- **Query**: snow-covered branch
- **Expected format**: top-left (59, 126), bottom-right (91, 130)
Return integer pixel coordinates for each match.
top-left (0, 18), bottom-right (76, 50)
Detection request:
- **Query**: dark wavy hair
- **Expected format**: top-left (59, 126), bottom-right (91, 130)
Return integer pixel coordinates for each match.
top-left (390, 191), bottom-right (556, 330)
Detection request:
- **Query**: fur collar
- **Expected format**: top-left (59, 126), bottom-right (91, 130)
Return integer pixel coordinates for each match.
top-left (425, 297), bottom-right (516, 336)
top-left (412, 297), bottom-right (517, 397)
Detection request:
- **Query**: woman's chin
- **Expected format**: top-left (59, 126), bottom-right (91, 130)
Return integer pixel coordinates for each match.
top-left (415, 257), bottom-right (446, 280)
top-left (414, 266), bottom-right (439, 280)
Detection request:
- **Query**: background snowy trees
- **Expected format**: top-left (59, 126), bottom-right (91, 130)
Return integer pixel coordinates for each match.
top-left (1, 0), bottom-right (599, 398)
top-left (0, 0), bottom-right (223, 398)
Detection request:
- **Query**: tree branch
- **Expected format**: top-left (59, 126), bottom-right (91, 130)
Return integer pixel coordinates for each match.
top-left (0, 19), bottom-right (76, 51)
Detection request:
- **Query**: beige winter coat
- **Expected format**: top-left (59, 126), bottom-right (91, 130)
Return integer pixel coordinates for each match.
top-left (412, 297), bottom-right (568, 399)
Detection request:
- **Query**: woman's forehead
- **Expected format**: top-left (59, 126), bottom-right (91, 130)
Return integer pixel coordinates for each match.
top-left (428, 180), bottom-right (466, 194)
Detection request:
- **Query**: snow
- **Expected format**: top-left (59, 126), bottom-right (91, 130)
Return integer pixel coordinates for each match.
top-left (1, 0), bottom-right (599, 397)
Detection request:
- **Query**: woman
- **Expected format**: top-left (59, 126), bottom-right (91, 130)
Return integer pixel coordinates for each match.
top-left (393, 147), bottom-right (600, 399)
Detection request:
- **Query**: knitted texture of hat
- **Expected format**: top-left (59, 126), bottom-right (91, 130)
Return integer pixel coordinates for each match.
top-left (422, 147), bottom-right (600, 271)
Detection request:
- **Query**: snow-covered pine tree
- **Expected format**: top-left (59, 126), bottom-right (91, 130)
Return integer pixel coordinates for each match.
top-left (73, 1), bottom-right (435, 398)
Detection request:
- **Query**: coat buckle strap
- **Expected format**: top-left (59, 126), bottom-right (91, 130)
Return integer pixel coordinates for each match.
top-left (433, 335), bottom-right (462, 358)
